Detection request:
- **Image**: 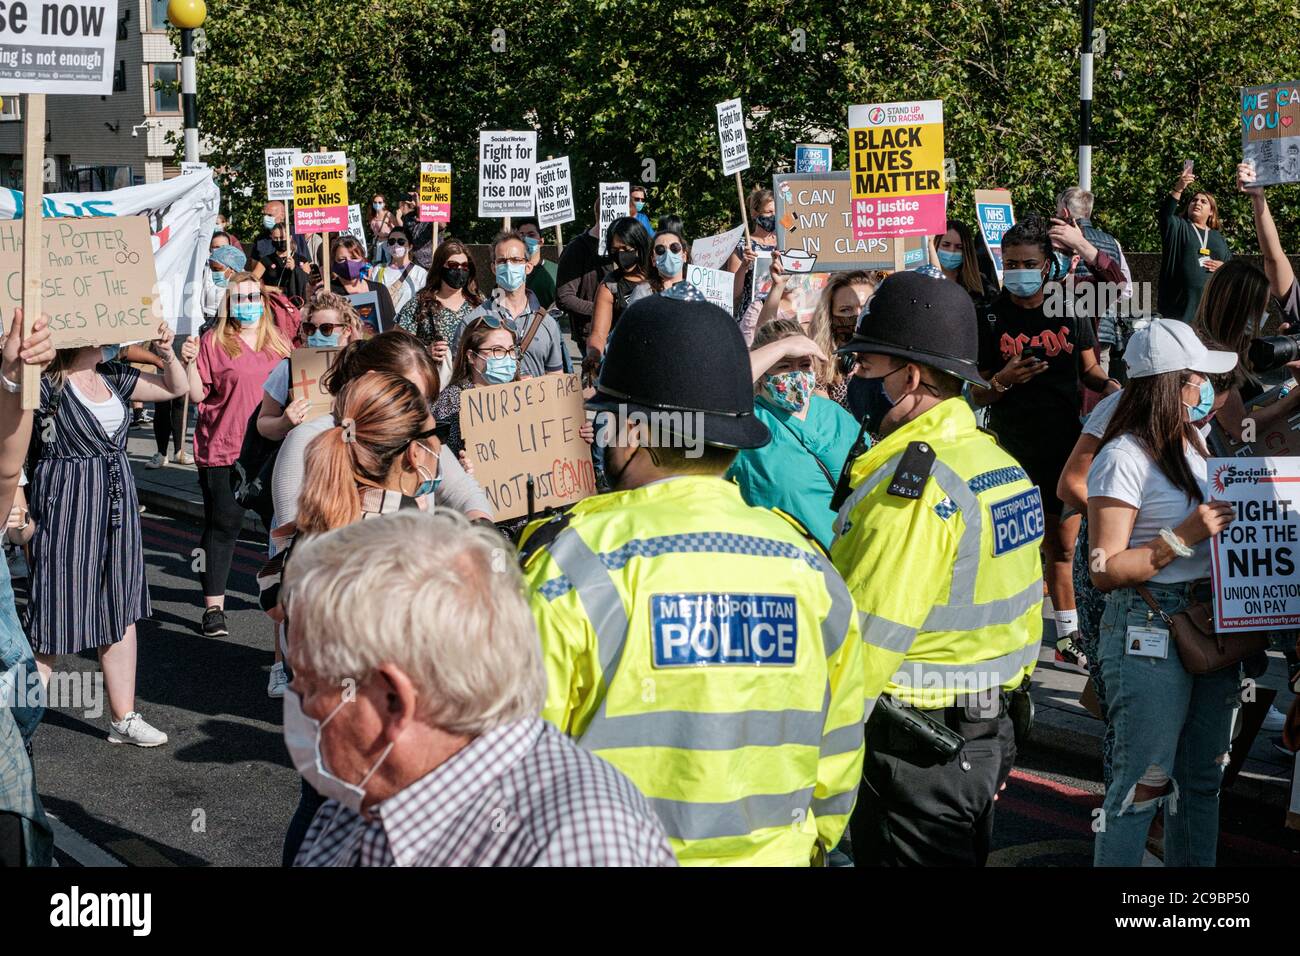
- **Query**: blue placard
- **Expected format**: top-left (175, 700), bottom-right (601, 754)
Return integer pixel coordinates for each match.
top-left (990, 488), bottom-right (1045, 556)
top-left (794, 144), bottom-right (833, 174)
top-left (651, 593), bottom-right (798, 667)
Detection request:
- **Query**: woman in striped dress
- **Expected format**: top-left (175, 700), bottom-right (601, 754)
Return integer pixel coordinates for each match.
top-left (27, 324), bottom-right (194, 747)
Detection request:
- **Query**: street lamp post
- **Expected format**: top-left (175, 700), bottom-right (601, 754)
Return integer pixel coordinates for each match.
top-left (1078, 0), bottom-right (1097, 191)
top-left (167, 0), bottom-right (207, 165)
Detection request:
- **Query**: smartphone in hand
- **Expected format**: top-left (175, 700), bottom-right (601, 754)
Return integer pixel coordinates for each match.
top-left (1183, 159), bottom-right (1194, 175)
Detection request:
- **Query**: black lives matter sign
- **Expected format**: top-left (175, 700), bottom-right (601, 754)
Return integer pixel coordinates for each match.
top-left (0, 1), bottom-right (117, 95)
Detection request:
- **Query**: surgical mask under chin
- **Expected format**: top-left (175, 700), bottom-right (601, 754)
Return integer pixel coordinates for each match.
top-left (483, 355), bottom-right (517, 384)
top-left (231, 302), bottom-right (264, 326)
top-left (1004, 268), bottom-right (1045, 298)
top-left (283, 687), bottom-right (394, 815)
top-left (101, 345), bottom-right (121, 363)
top-left (655, 249), bottom-right (683, 277)
top-left (263, 215), bottom-right (277, 231)
top-left (763, 370), bottom-right (814, 412)
top-left (495, 261), bottom-right (526, 291)
top-left (307, 330), bottom-right (341, 348)
top-left (937, 249), bottom-right (964, 270)
top-left (1185, 378), bottom-right (1215, 422)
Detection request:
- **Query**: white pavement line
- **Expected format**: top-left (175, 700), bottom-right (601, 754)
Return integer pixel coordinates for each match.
top-left (46, 813), bottom-right (126, 868)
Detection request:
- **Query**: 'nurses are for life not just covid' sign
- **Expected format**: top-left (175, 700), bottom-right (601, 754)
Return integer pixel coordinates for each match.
top-left (848, 100), bottom-right (946, 240)
top-left (0, 0), bottom-right (117, 95)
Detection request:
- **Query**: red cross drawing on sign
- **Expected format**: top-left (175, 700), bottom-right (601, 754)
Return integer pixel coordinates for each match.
top-left (292, 369), bottom-right (317, 400)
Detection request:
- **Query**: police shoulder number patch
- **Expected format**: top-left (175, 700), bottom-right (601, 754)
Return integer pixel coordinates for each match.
top-left (989, 487), bottom-right (1045, 556)
top-left (651, 593), bottom-right (798, 668)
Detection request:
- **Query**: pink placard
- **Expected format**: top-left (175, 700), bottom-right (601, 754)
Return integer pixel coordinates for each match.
top-left (294, 205), bottom-right (348, 234)
top-left (851, 193), bottom-right (947, 240)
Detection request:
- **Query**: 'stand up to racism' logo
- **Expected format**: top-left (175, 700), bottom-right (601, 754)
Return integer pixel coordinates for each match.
top-left (867, 107), bottom-right (885, 125)
top-left (1212, 463), bottom-right (1278, 493)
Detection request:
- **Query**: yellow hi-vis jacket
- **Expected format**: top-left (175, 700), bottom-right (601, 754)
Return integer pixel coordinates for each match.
top-left (831, 399), bottom-right (1043, 711)
top-left (519, 475), bottom-right (865, 866)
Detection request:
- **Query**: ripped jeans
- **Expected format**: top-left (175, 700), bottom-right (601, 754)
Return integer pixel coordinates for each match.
top-left (1093, 581), bottom-right (1240, 867)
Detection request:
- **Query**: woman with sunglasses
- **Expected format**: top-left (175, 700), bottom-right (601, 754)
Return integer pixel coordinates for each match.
top-left (651, 228), bottom-right (707, 303)
top-left (256, 292), bottom-right (366, 442)
top-left (328, 236), bottom-right (395, 333)
top-left (396, 238), bottom-right (482, 386)
top-left (185, 272), bottom-right (295, 639)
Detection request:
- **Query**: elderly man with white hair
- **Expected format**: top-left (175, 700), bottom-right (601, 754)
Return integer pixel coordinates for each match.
top-left (283, 509), bottom-right (676, 867)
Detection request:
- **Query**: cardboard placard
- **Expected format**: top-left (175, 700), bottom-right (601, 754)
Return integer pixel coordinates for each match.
top-left (689, 224), bottom-right (745, 272)
top-left (347, 290), bottom-right (382, 333)
top-left (1208, 456), bottom-right (1300, 632)
top-left (0, 0), bottom-right (117, 95)
top-left (535, 156), bottom-right (574, 229)
top-left (716, 98), bottom-right (750, 175)
top-left (287, 346), bottom-right (340, 423)
top-left (848, 99), bottom-right (946, 239)
top-left (0, 216), bottom-right (159, 348)
top-left (292, 151), bottom-right (348, 234)
top-left (598, 182), bottom-right (629, 256)
top-left (683, 263), bottom-right (734, 315)
top-left (1241, 81), bottom-right (1300, 188)
top-left (794, 144), bottom-right (832, 173)
top-left (774, 171), bottom-right (906, 271)
top-left (478, 130), bottom-right (537, 218)
top-left (344, 204), bottom-right (367, 255)
top-left (459, 372), bottom-right (594, 520)
top-left (264, 148), bottom-right (302, 201)
top-left (419, 162), bottom-right (451, 223)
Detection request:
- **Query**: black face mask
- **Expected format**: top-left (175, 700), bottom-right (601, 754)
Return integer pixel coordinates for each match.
top-left (442, 266), bottom-right (469, 289)
top-left (273, 239), bottom-right (288, 252)
top-left (755, 215), bottom-right (777, 233)
top-left (615, 249), bottom-right (639, 271)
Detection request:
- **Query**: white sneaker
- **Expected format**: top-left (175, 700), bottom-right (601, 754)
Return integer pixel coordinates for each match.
top-left (1262, 704), bottom-right (1287, 732)
top-left (267, 662), bottom-right (288, 699)
top-left (145, 452), bottom-right (167, 469)
top-left (108, 711), bottom-right (168, 747)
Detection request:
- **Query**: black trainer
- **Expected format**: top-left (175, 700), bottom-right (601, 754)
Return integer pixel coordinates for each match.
top-left (202, 606), bottom-right (229, 638)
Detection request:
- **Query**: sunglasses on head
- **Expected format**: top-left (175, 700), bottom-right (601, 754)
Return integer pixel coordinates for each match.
top-left (654, 242), bottom-right (683, 255)
top-left (302, 321), bottom-right (343, 336)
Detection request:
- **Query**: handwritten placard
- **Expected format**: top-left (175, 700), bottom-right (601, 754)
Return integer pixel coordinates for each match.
top-left (459, 372), bottom-right (595, 520)
top-left (0, 215), bottom-right (159, 348)
top-left (287, 346), bottom-right (340, 423)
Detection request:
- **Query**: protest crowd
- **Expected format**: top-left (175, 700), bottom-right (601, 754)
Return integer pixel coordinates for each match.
top-left (3, 115), bottom-right (1300, 871)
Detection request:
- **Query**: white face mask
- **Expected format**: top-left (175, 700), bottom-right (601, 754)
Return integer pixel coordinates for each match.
top-left (283, 686), bottom-right (394, 814)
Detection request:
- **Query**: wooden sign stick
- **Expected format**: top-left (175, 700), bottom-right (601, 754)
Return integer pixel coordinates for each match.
top-left (555, 222), bottom-right (563, 249)
top-left (892, 239), bottom-right (906, 273)
top-left (432, 222), bottom-right (439, 248)
top-left (20, 94), bottom-right (45, 410)
top-left (735, 171), bottom-right (751, 247)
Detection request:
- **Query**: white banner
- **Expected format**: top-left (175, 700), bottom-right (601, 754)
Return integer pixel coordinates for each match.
top-left (684, 263), bottom-right (734, 316)
top-left (535, 156), bottom-right (574, 229)
top-left (598, 182), bottom-right (629, 256)
top-left (0, 171), bottom-right (220, 336)
top-left (478, 130), bottom-right (537, 218)
top-left (1209, 456), bottom-right (1300, 632)
top-left (716, 98), bottom-right (750, 175)
top-left (690, 224), bottom-right (745, 271)
top-left (344, 204), bottom-right (367, 255)
top-left (264, 148), bottom-right (301, 201)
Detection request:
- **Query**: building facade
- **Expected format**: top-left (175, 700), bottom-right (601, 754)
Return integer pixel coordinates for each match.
top-left (0, 0), bottom-right (189, 192)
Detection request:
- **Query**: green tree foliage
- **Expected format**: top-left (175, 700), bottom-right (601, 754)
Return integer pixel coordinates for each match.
top-left (191, 0), bottom-right (1300, 252)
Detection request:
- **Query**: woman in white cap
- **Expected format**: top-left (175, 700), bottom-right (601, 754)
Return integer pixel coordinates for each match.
top-left (1087, 318), bottom-right (1240, 866)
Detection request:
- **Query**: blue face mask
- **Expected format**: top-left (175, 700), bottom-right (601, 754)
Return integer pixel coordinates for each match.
top-left (231, 302), bottom-right (264, 326)
top-left (495, 261), bottom-right (526, 291)
top-left (655, 249), bottom-right (683, 277)
top-left (410, 442), bottom-right (442, 498)
top-left (1186, 378), bottom-right (1214, 422)
top-left (262, 215), bottom-right (277, 231)
top-left (937, 249), bottom-right (964, 270)
top-left (211, 270), bottom-right (228, 288)
top-left (522, 236), bottom-right (540, 257)
top-left (1003, 268), bottom-right (1045, 298)
top-left (635, 201), bottom-right (646, 212)
top-left (307, 331), bottom-right (340, 348)
top-left (1053, 250), bottom-right (1073, 278)
top-left (101, 345), bottom-right (121, 363)
top-left (484, 355), bottom-right (517, 384)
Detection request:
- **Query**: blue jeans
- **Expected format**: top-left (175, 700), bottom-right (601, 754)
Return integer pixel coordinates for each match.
top-left (0, 552), bottom-right (41, 742)
top-left (1093, 581), bottom-right (1240, 867)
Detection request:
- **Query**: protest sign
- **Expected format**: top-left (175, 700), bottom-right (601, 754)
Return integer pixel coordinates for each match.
top-left (287, 346), bottom-right (341, 423)
top-left (1207, 386), bottom-right (1300, 461)
top-left (292, 151), bottom-right (348, 234)
top-left (974, 188), bottom-right (1015, 284)
top-left (344, 204), bottom-right (367, 255)
top-left (1241, 81), bottom-right (1300, 188)
top-left (751, 253), bottom-right (772, 302)
top-left (795, 144), bottom-right (833, 173)
top-left (716, 98), bottom-right (751, 175)
top-left (848, 100), bottom-right (946, 240)
top-left (180, 162), bottom-right (207, 177)
top-left (0, 216), bottom-right (159, 349)
top-left (1208, 457), bottom-right (1300, 631)
top-left (418, 162), bottom-right (451, 223)
top-left (460, 372), bottom-right (594, 520)
top-left (535, 157), bottom-right (574, 229)
top-left (264, 148), bottom-right (301, 201)
top-left (347, 290), bottom-right (382, 333)
top-left (478, 130), bottom-right (537, 219)
top-left (684, 263), bottom-right (734, 315)
top-left (0, 0), bottom-right (117, 95)
top-left (774, 172), bottom-right (903, 272)
top-left (690, 224), bottom-right (745, 271)
top-left (598, 182), bottom-right (629, 256)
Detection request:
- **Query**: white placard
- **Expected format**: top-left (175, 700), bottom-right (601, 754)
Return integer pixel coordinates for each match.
top-left (344, 204), bottom-right (367, 256)
top-left (478, 130), bottom-right (537, 218)
top-left (684, 263), bottom-right (734, 316)
top-left (264, 148), bottom-right (302, 201)
top-left (716, 98), bottom-right (750, 175)
top-left (1209, 456), bottom-right (1300, 632)
top-left (180, 162), bottom-right (207, 176)
top-left (598, 182), bottom-right (630, 256)
top-left (690, 224), bottom-right (746, 271)
top-left (535, 156), bottom-right (574, 229)
top-left (0, 0), bottom-right (117, 95)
